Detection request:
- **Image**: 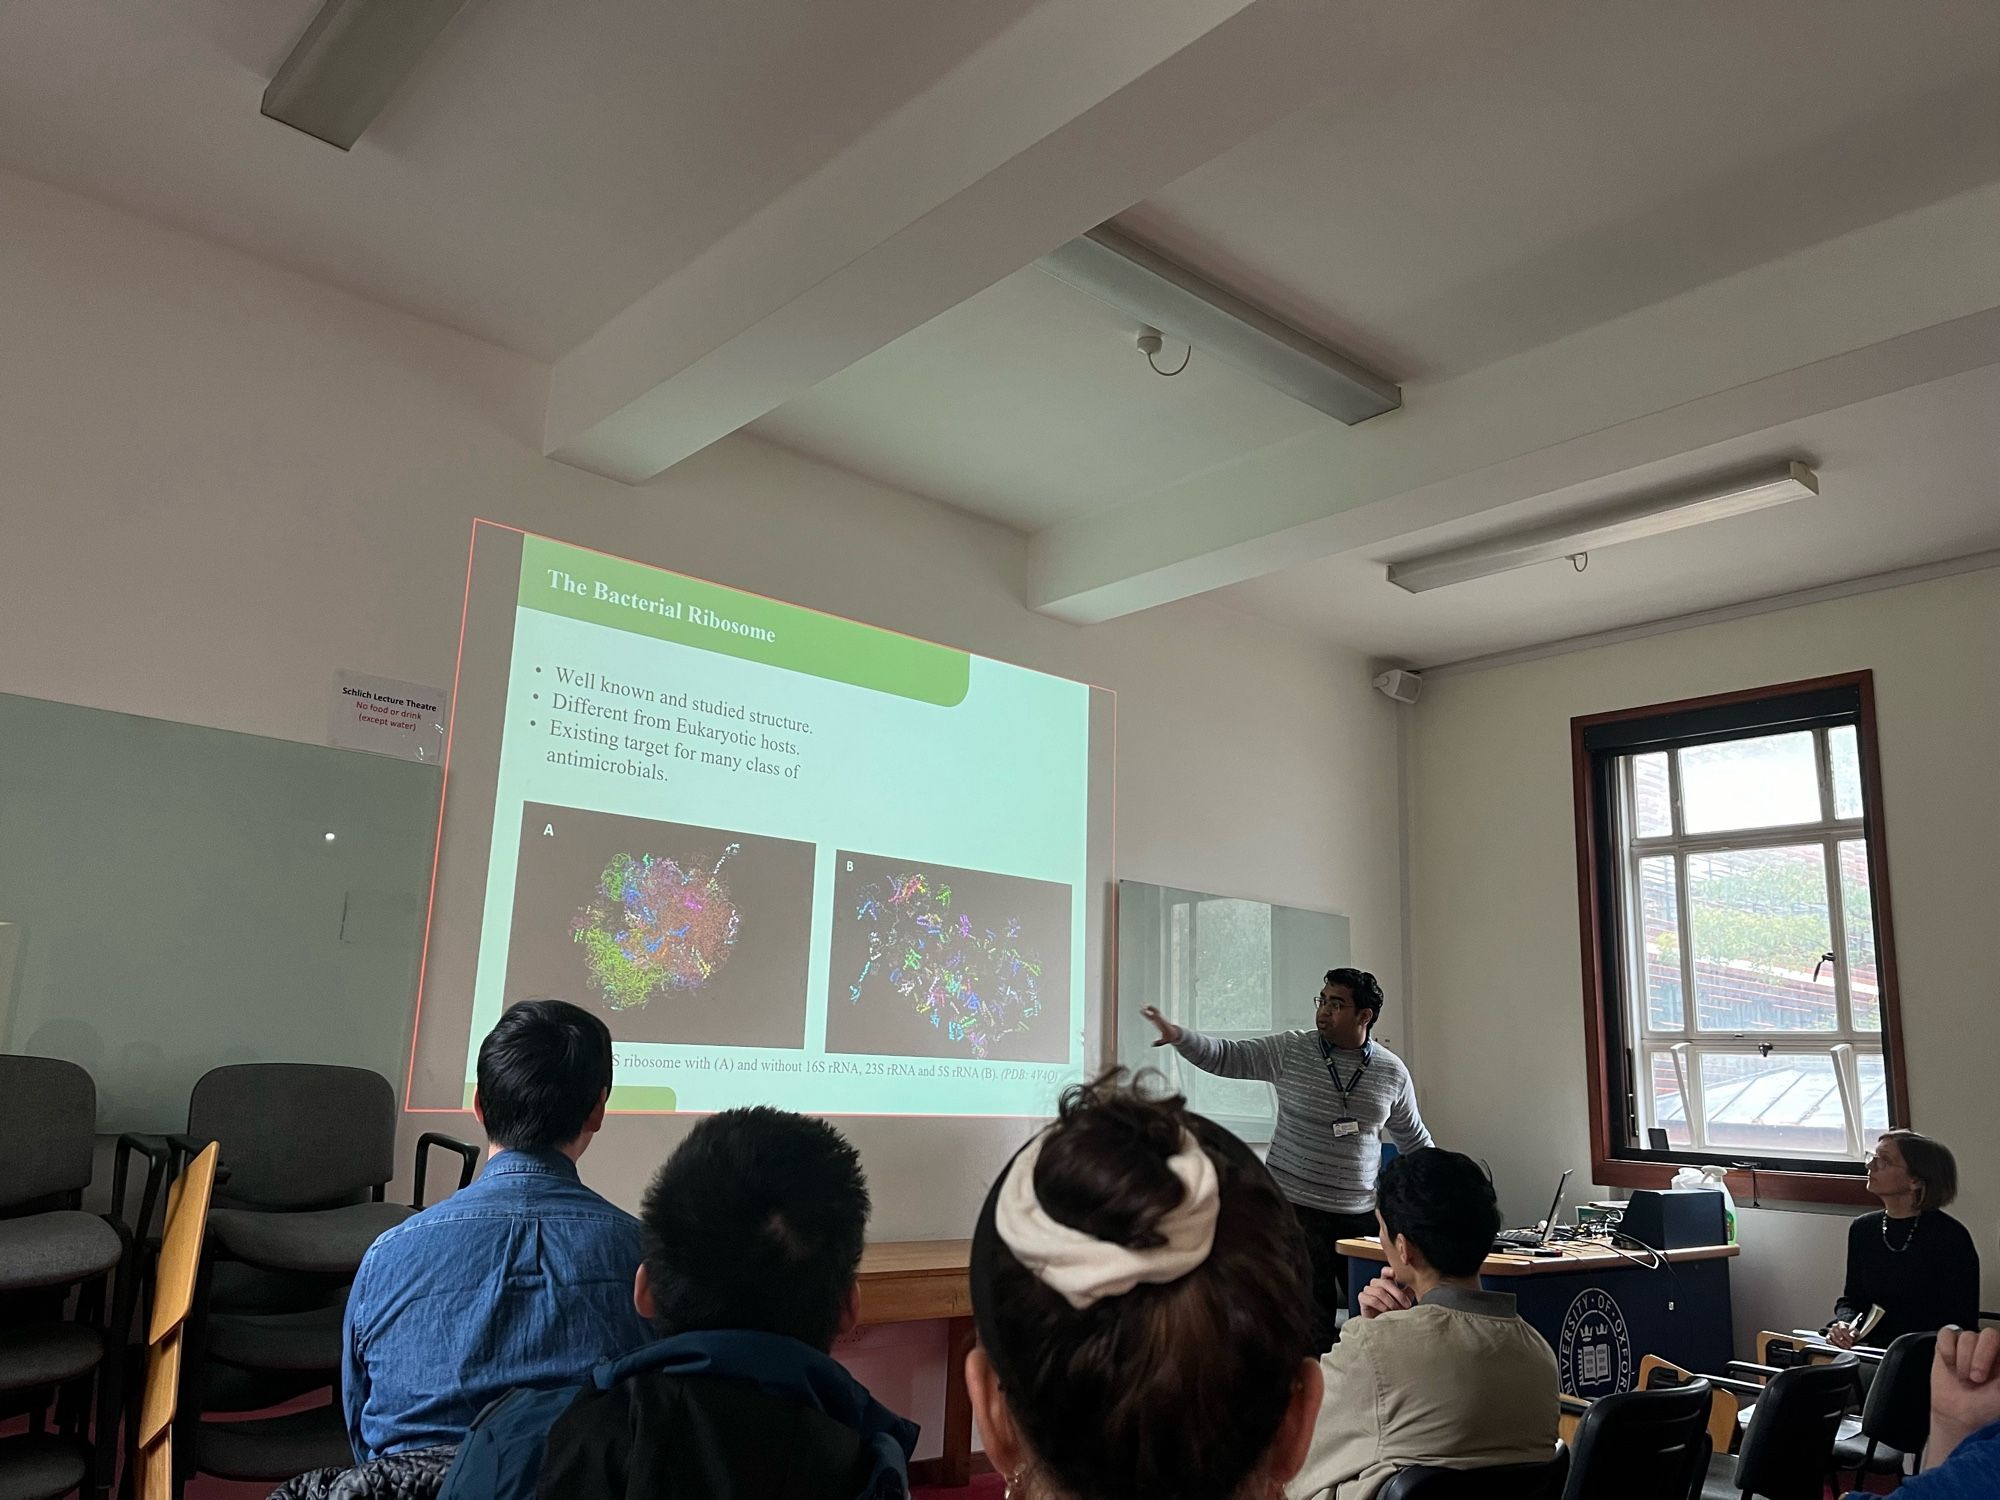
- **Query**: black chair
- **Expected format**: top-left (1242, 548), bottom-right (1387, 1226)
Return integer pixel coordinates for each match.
top-left (1831, 1331), bottom-right (1934, 1483)
top-left (0, 1056), bottom-right (131, 1500)
top-left (1378, 1446), bottom-right (1570, 1499)
top-left (1700, 1356), bottom-right (1858, 1500)
top-left (1563, 1379), bottom-right (1714, 1500)
top-left (156, 1064), bottom-right (476, 1497)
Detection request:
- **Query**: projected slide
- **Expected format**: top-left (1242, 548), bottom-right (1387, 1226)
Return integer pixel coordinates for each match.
top-left (505, 803), bottom-right (814, 1050)
top-left (829, 853), bottom-right (1070, 1065)
top-left (406, 524), bottom-right (1111, 1118)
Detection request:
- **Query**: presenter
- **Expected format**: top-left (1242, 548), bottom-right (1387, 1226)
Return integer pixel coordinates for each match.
top-left (1142, 967), bottom-right (1431, 1350)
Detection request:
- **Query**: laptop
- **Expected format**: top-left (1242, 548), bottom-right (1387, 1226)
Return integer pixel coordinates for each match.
top-left (1494, 1168), bottom-right (1571, 1251)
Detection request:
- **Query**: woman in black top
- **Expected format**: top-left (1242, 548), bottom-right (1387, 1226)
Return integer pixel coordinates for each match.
top-left (1828, 1129), bottom-right (1981, 1348)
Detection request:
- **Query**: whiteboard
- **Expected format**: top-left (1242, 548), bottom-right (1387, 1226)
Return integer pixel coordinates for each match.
top-left (0, 691), bottom-right (439, 1132)
top-left (1116, 880), bottom-right (1351, 1143)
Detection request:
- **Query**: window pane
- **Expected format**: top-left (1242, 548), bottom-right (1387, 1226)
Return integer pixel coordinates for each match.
top-left (1193, 899), bottom-right (1272, 1032)
top-left (1168, 901), bottom-right (1189, 1013)
top-left (1648, 1051), bottom-right (1693, 1147)
top-left (1638, 856), bottom-right (1683, 1029)
top-left (1171, 1061), bottom-right (1276, 1125)
top-left (1687, 846), bottom-right (1836, 1032)
top-left (1633, 752), bottom-right (1672, 837)
top-left (1828, 726), bottom-right (1863, 820)
top-left (1698, 1051), bottom-right (1847, 1156)
top-left (1856, 1051), bottom-right (1889, 1137)
top-left (1680, 732), bottom-right (1821, 834)
top-left (1839, 840), bottom-right (1880, 1032)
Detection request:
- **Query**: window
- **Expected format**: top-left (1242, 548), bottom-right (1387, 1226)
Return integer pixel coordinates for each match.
top-left (1164, 896), bottom-right (1284, 1127)
top-left (1115, 881), bottom-right (1349, 1143)
top-left (1573, 673), bottom-right (1907, 1204)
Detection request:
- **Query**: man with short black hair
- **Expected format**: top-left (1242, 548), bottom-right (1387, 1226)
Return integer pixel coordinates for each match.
top-left (439, 1106), bottom-right (918, 1500)
top-left (341, 999), bottom-right (650, 1465)
top-left (1290, 1149), bottom-right (1559, 1500)
top-left (1142, 965), bottom-right (1432, 1349)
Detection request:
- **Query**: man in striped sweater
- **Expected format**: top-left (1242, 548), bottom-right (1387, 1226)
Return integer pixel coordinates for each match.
top-left (1143, 967), bottom-right (1431, 1351)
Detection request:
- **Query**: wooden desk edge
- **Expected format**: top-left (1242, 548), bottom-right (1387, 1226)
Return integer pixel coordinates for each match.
top-left (1336, 1237), bottom-right (1739, 1276)
top-left (851, 1242), bottom-right (979, 1487)
top-left (855, 1239), bottom-right (974, 1324)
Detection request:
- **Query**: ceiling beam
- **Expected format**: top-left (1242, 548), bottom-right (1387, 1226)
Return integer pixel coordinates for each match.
top-left (262, 0), bottom-right (471, 151)
top-left (1040, 225), bottom-right (1400, 422)
top-left (1027, 181), bottom-right (2000, 622)
top-left (541, 0), bottom-right (1489, 483)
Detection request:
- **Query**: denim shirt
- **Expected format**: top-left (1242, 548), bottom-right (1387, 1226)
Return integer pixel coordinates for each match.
top-left (342, 1149), bottom-right (652, 1463)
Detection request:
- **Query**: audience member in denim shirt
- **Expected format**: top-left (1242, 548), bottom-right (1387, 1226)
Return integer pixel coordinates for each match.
top-left (342, 1000), bottom-right (651, 1463)
top-left (438, 1107), bottom-right (918, 1500)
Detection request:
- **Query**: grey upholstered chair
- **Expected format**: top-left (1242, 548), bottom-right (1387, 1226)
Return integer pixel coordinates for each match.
top-left (1701, 1356), bottom-right (1859, 1500)
top-left (1561, 1379), bottom-right (1713, 1500)
top-left (0, 1055), bottom-right (129, 1500)
top-left (168, 1064), bottom-right (475, 1495)
top-left (1832, 1331), bottom-right (1935, 1482)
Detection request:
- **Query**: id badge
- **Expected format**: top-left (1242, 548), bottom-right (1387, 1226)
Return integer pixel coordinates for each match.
top-left (1330, 1117), bottom-right (1360, 1138)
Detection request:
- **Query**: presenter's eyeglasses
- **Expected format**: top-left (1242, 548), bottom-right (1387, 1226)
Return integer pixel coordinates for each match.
top-left (1315, 992), bottom-right (1354, 1011)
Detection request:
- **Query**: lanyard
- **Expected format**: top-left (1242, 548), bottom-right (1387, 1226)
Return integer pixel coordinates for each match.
top-left (1322, 1041), bottom-right (1372, 1113)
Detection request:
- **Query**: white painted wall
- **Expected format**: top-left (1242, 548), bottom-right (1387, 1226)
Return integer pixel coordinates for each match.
top-left (0, 166), bottom-right (1405, 1453)
top-left (1408, 568), bottom-right (2000, 1355)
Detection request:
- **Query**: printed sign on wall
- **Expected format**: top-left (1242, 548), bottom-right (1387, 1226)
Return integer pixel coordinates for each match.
top-left (330, 670), bottom-right (448, 763)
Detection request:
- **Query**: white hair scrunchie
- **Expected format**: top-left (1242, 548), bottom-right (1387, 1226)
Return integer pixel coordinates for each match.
top-left (993, 1126), bottom-right (1221, 1310)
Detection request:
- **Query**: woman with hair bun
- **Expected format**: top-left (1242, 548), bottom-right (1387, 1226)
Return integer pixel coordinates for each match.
top-left (966, 1072), bottom-right (1323, 1500)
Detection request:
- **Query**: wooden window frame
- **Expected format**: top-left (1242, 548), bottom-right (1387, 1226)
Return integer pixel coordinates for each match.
top-left (1572, 671), bottom-right (1909, 1207)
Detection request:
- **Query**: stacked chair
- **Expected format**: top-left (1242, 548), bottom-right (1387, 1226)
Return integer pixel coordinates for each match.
top-left (144, 1064), bottom-right (476, 1497)
top-left (0, 1056), bottom-right (131, 1500)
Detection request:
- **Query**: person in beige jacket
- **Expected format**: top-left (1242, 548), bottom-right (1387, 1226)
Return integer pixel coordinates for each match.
top-left (1289, 1149), bottom-right (1560, 1500)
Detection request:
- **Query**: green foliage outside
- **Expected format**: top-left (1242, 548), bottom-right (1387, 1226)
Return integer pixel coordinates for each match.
top-left (1193, 898), bottom-right (1272, 1032)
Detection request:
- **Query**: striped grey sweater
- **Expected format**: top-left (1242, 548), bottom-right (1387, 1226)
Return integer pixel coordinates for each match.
top-left (1173, 1028), bottom-right (1431, 1214)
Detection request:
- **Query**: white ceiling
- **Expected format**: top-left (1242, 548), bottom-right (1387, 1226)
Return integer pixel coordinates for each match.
top-left (1121, 2), bottom-right (2000, 383)
top-left (0, 0), bottom-right (1039, 358)
top-left (751, 267), bottom-right (1323, 532)
top-left (756, 1), bottom-right (2000, 526)
top-left (1211, 362), bottom-right (2000, 666)
top-left (5, 0), bottom-right (1999, 665)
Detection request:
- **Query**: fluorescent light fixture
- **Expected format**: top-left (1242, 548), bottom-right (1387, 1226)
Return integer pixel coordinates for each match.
top-left (263, 0), bottom-right (471, 150)
top-left (1385, 461), bottom-right (1820, 594)
top-left (1040, 226), bottom-right (1401, 424)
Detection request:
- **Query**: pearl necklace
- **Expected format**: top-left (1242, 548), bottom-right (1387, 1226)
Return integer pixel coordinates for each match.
top-left (1881, 1212), bottom-right (1920, 1254)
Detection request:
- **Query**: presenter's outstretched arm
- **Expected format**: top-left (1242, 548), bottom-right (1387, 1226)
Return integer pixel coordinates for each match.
top-left (1141, 1005), bottom-right (1284, 1083)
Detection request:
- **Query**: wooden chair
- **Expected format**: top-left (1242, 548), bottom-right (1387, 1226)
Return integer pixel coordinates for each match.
top-left (133, 1144), bottom-right (218, 1500)
top-left (1754, 1330), bottom-right (1867, 1368)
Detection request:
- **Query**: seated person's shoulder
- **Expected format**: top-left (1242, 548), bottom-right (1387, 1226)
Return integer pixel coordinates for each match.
top-left (540, 1367), bottom-right (885, 1500)
top-left (1937, 1210), bottom-right (1977, 1245)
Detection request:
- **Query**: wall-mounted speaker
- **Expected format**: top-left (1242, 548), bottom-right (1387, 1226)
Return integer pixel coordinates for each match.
top-left (1372, 669), bottom-right (1423, 704)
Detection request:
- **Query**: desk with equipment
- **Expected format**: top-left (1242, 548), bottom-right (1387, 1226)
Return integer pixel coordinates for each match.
top-left (1339, 1187), bottom-right (1739, 1400)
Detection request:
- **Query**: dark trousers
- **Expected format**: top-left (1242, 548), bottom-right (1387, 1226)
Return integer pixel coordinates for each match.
top-left (1293, 1203), bottom-right (1379, 1353)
